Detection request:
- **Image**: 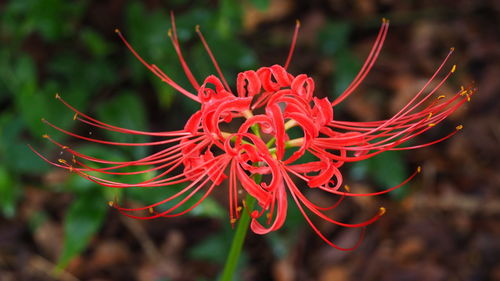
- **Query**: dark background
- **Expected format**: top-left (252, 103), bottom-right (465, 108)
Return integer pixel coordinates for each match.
top-left (0, 0), bottom-right (499, 280)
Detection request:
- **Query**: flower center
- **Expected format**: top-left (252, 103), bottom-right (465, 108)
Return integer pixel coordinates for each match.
top-left (183, 64), bottom-right (332, 165)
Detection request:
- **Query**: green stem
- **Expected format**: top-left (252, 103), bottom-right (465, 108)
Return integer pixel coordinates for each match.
top-left (219, 190), bottom-right (258, 281)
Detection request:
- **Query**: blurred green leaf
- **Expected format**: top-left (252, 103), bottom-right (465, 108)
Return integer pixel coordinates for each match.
top-left (189, 233), bottom-right (228, 263)
top-left (192, 37), bottom-right (257, 87)
top-left (189, 197), bottom-right (225, 219)
top-left (7, 55), bottom-right (67, 138)
top-left (57, 192), bottom-right (107, 269)
top-left (80, 28), bottom-right (113, 58)
top-left (266, 232), bottom-right (289, 259)
top-left (249, 0), bottom-right (270, 11)
top-left (217, 0), bottom-right (243, 38)
top-left (63, 144), bottom-right (151, 196)
top-left (1, 0), bottom-right (87, 41)
top-left (0, 113), bottom-right (48, 174)
top-left (95, 91), bottom-right (148, 158)
top-left (48, 52), bottom-right (116, 105)
top-left (333, 48), bottom-right (362, 96)
top-left (318, 21), bottom-right (352, 56)
top-left (125, 2), bottom-right (172, 83)
top-left (0, 49), bottom-right (13, 101)
top-left (0, 165), bottom-right (19, 218)
top-left (151, 76), bottom-right (176, 109)
top-left (350, 150), bottom-right (409, 199)
top-left (189, 225), bottom-right (247, 281)
top-left (317, 21), bottom-right (363, 99)
top-left (175, 8), bottom-right (213, 40)
top-left (124, 183), bottom-right (222, 216)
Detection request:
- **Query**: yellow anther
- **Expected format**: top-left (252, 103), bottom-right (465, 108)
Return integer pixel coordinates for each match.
top-left (69, 166), bottom-right (73, 172)
top-left (108, 201), bottom-right (114, 207)
top-left (456, 125), bottom-right (463, 130)
top-left (195, 25), bottom-right (201, 32)
top-left (114, 28), bottom-right (120, 33)
top-left (55, 93), bottom-right (60, 99)
top-left (266, 213), bottom-right (272, 219)
top-left (236, 206), bottom-right (242, 212)
top-left (230, 218), bottom-right (237, 224)
top-left (437, 95), bottom-right (446, 100)
top-left (451, 65), bottom-right (457, 73)
top-left (42, 134), bottom-right (49, 138)
top-left (149, 207), bottom-right (154, 214)
top-left (467, 95), bottom-right (471, 102)
top-left (58, 159), bottom-right (67, 164)
top-left (344, 185), bottom-right (350, 192)
top-left (167, 28), bottom-right (172, 37)
top-left (61, 145), bottom-right (68, 149)
top-left (72, 155), bottom-right (77, 163)
top-left (417, 166), bottom-right (422, 173)
top-left (73, 113), bottom-right (78, 120)
top-left (378, 207), bottom-right (386, 216)
top-left (382, 17), bottom-right (388, 24)
top-left (427, 112), bottom-right (433, 120)
top-left (428, 123), bottom-right (436, 127)
top-left (450, 47), bottom-right (455, 52)
top-left (295, 19), bottom-right (301, 27)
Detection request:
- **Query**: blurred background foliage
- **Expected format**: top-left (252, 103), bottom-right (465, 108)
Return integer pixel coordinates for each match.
top-left (0, 0), bottom-right (299, 276)
top-left (1, 0), bottom-right (499, 281)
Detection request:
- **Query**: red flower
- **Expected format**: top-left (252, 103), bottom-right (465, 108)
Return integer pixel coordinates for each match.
top-left (32, 16), bottom-right (474, 250)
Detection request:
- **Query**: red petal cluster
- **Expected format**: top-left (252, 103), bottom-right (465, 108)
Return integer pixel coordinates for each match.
top-left (32, 16), bottom-right (474, 249)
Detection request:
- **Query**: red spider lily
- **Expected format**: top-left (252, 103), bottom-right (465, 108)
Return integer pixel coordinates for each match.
top-left (31, 16), bottom-right (474, 250)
